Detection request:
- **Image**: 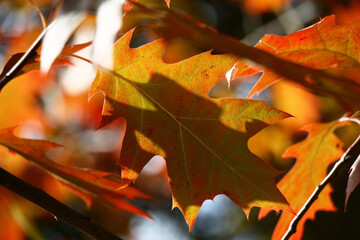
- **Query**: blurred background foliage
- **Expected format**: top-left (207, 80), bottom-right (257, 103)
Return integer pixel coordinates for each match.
top-left (1, 0), bottom-right (360, 239)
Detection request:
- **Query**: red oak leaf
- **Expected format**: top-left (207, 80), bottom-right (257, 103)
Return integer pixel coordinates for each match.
top-left (234, 16), bottom-right (360, 101)
top-left (90, 29), bottom-right (292, 230)
top-left (260, 121), bottom-right (347, 239)
top-left (0, 126), bottom-right (150, 218)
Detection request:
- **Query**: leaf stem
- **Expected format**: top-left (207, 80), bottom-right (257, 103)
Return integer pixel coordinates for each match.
top-left (0, 167), bottom-right (123, 240)
top-left (281, 133), bottom-right (360, 240)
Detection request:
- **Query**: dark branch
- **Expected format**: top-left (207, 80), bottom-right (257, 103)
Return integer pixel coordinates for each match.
top-left (281, 134), bottom-right (360, 240)
top-left (0, 167), bottom-right (123, 240)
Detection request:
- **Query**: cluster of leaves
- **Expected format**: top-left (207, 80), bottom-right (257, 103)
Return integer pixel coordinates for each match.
top-left (1, 0), bottom-right (360, 239)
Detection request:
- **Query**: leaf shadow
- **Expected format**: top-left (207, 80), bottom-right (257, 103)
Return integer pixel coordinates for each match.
top-left (99, 72), bottom-right (289, 223)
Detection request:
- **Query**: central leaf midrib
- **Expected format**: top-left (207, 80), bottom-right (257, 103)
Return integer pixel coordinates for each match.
top-left (110, 66), bottom-right (277, 201)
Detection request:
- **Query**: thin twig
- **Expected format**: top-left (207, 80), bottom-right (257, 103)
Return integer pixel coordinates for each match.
top-left (46, 0), bottom-right (64, 22)
top-left (0, 167), bottom-right (123, 240)
top-left (281, 133), bottom-right (360, 240)
top-left (339, 116), bottom-right (360, 126)
top-left (28, 0), bottom-right (48, 28)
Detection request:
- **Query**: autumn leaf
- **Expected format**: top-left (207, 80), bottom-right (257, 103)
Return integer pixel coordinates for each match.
top-left (234, 16), bottom-right (360, 100)
top-left (0, 41), bottom-right (91, 91)
top-left (21, 42), bottom-right (92, 75)
top-left (147, 9), bottom-right (360, 109)
top-left (260, 121), bottom-right (347, 239)
top-left (240, 0), bottom-right (288, 14)
top-left (331, 1), bottom-right (360, 24)
top-left (124, 0), bottom-right (170, 15)
top-left (90, 29), bottom-right (292, 230)
top-left (166, 0), bottom-right (171, 7)
top-left (0, 126), bottom-right (150, 218)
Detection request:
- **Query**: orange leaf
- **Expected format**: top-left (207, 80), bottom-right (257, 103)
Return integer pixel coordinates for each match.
top-left (234, 16), bottom-right (360, 99)
top-left (0, 126), bottom-right (150, 218)
top-left (124, 0), bottom-right (170, 15)
top-left (90, 29), bottom-right (292, 230)
top-left (241, 0), bottom-right (288, 15)
top-left (332, 1), bottom-right (360, 24)
top-left (0, 42), bottom-right (92, 84)
top-left (58, 41), bottom-right (92, 57)
top-left (260, 121), bottom-right (347, 239)
top-left (154, 11), bottom-right (360, 109)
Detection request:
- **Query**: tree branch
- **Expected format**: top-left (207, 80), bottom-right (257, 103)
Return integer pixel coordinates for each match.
top-left (0, 22), bottom-right (54, 91)
top-left (281, 133), bottom-right (360, 240)
top-left (0, 167), bottom-right (123, 240)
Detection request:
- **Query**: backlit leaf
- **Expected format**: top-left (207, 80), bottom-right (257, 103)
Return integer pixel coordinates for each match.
top-left (234, 16), bottom-right (360, 101)
top-left (124, 0), bottom-right (170, 15)
top-left (0, 41), bottom-right (91, 92)
top-left (90, 29), bottom-right (292, 230)
top-left (260, 121), bottom-right (346, 239)
top-left (0, 126), bottom-right (150, 218)
top-left (153, 10), bottom-right (360, 109)
top-left (241, 0), bottom-right (288, 14)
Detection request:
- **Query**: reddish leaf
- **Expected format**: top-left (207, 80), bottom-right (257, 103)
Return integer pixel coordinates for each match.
top-left (27, 41), bottom-right (91, 70)
top-left (123, 2), bottom-right (134, 14)
top-left (152, 10), bottom-right (360, 109)
top-left (90, 29), bottom-right (292, 230)
top-left (58, 41), bottom-right (92, 57)
top-left (331, 1), bottom-right (360, 24)
top-left (240, 0), bottom-right (289, 14)
top-left (124, 0), bottom-right (170, 15)
top-left (260, 122), bottom-right (347, 239)
top-left (1, 42), bottom-right (92, 82)
top-left (0, 126), bottom-right (150, 218)
top-left (234, 16), bottom-right (360, 99)
top-left (346, 155), bottom-right (360, 207)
